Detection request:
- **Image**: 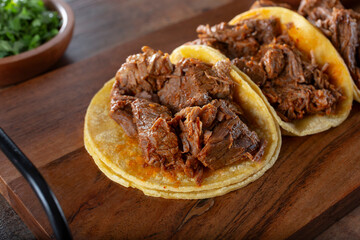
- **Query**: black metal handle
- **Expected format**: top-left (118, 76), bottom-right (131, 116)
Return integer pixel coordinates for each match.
top-left (0, 128), bottom-right (72, 240)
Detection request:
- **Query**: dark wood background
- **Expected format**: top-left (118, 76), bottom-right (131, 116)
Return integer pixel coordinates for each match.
top-left (0, 0), bottom-right (359, 239)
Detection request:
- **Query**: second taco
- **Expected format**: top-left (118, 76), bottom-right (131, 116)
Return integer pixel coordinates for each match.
top-left (190, 7), bottom-right (353, 136)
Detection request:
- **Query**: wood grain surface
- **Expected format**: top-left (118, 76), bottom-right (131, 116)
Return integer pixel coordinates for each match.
top-left (54, 0), bottom-right (233, 66)
top-left (0, 0), bottom-right (359, 239)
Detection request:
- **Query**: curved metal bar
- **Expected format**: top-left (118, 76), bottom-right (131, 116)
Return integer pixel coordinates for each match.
top-left (0, 128), bottom-right (72, 240)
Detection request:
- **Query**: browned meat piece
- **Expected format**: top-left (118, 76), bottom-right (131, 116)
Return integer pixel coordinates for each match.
top-left (175, 103), bottom-right (218, 157)
top-left (131, 98), bottom-right (182, 169)
top-left (250, 0), bottom-right (292, 10)
top-left (198, 119), bottom-right (254, 169)
top-left (109, 81), bottom-right (138, 137)
top-left (299, 0), bottom-right (344, 26)
top-left (158, 58), bottom-right (233, 112)
top-left (262, 79), bottom-right (339, 121)
top-left (253, 140), bottom-right (267, 162)
top-left (196, 18), bottom-right (281, 59)
top-left (232, 45), bottom-right (286, 86)
top-left (261, 47), bottom-right (285, 79)
top-left (232, 58), bottom-right (268, 86)
top-left (298, 0), bottom-right (360, 89)
top-left (115, 46), bottom-right (173, 102)
top-left (279, 44), bottom-right (305, 83)
top-left (158, 59), bottom-right (211, 112)
top-left (331, 9), bottom-right (359, 85)
top-left (176, 100), bottom-right (260, 171)
top-left (198, 102), bottom-right (222, 128)
top-left (197, 100), bottom-right (260, 170)
top-left (177, 108), bottom-right (204, 157)
top-left (196, 18), bottom-right (343, 122)
top-left (180, 155), bottom-right (204, 185)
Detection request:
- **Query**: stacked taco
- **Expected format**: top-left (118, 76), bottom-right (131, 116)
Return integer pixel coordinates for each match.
top-left (84, 1), bottom-right (356, 199)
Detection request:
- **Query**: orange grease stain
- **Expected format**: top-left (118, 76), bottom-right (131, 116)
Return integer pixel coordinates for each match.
top-left (161, 169), bottom-right (181, 187)
top-left (114, 136), bottom-right (184, 186)
top-left (140, 165), bottom-right (160, 181)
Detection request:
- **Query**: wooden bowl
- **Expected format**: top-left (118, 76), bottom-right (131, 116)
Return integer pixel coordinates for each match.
top-left (0, 0), bottom-right (75, 88)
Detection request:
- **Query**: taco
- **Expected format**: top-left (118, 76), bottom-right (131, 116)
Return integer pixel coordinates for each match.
top-left (298, 0), bottom-right (360, 102)
top-left (192, 7), bottom-right (353, 136)
top-left (84, 46), bottom-right (281, 199)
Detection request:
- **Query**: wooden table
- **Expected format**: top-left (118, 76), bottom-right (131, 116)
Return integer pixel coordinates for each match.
top-left (0, 0), bottom-right (359, 239)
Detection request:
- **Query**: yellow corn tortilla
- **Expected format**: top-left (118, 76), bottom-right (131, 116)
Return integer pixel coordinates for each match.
top-left (191, 7), bottom-right (353, 136)
top-left (84, 45), bottom-right (281, 199)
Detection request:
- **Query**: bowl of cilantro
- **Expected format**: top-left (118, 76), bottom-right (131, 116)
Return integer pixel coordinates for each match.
top-left (0, 0), bottom-right (74, 87)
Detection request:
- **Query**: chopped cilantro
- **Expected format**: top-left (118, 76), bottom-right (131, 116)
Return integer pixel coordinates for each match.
top-left (0, 0), bottom-right (61, 58)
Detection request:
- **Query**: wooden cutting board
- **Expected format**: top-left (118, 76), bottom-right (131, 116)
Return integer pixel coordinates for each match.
top-left (0, 1), bottom-right (359, 239)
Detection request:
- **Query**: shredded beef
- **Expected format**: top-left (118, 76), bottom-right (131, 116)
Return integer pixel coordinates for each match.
top-left (131, 99), bottom-right (182, 169)
top-left (198, 100), bottom-right (261, 170)
top-left (158, 58), bottom-right (233, 112)
top-left (298, 0), bottom-right (360, 89)
top-left (196, 18), bottom-right (281, 59)
top-left (174, 100), bottom-right (261, 170)
top-left (110, 47), bottom-right (266, 184)
top-left (109, 84), bottom-right (138, 137)
top-left (196, 18), bottom-right (343, 122)
top-left (115, 46), bottom-right (173, 102)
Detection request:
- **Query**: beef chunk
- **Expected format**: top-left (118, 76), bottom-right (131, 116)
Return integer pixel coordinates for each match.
top-left (299, 0), bottom-right (360, 89)
top-left (196, 18), bottom-right (343, 122)
top-left (196, 18), bottom-right (281, 59)
top-left (331, 9), bottom-right (359, 86)
top-left (109, 81), bottom-right (138, 137)
top-left (175, 104), bottom-right (218, 157)
top-left (262, 78), bottom-right (339, 121)
top-left (175, 100), bottom-right (261, 171)
top-left (131, 99), bottom-right (181, 169)
top-left (115, 46), bottom-right (173, 102)
top-left (196, 100), bottom-right (261, 170)
top-left (232, 58), bottom-right (268, 86)
top-left (299, 0), bottom-right (340, 38)
top-left (198, 119), bottom-right (255, 169)
top-left (158, 58), bottom-right (233, 112)
top-left (299, 0), bottom-right (344, 28)
top-left (261, 47), bottom-right (285, 79)
top-left (158, 59), bottom-right (210, 112)
top-left (278, 44), bottom-right (305, 83)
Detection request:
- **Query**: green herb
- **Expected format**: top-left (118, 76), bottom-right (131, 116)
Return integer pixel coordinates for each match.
top-left (0, 0), bottom-right (61, 58)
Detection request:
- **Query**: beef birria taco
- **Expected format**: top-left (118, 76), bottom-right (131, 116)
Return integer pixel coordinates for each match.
top-left (191, 7), bottom-right (353, 136)
top-left (84, 45), bottom-right (281, 199)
